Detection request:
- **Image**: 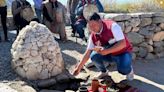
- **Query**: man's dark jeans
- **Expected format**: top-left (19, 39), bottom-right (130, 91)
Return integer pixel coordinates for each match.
top-left (90, 51), bottom-right (132, 75)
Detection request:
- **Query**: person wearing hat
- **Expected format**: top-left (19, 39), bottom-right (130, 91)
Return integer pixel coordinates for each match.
top-left (12, 0), bottom-right (32, 35)
top-left (0, 0), bottom-right (9, 42)
top-left (73, 13), bottom-right (134, 81)
top-left (71, 0), bottom-right (104, 42)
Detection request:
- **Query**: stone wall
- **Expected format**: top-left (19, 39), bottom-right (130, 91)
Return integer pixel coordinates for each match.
top-left (99, 12), bottom-right (164, 60)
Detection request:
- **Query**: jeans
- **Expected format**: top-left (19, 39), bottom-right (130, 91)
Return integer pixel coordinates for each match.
top-left (0, 6), bottom-right (8, 40)
top-left (35, 8), bottom-right (42, 23)
top-left (74, 19), bottom-right (87, 38)
top-left (90, 51), bottom-right (132, 75)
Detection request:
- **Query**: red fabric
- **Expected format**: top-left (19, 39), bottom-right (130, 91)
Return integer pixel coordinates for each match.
top-left (91, 20), bottom-right (132, 55)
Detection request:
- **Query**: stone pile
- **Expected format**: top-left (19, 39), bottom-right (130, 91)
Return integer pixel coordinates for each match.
top-left (11, 21), bottom-right (64, 80)
top-left (99, 12), bottom-right (164, 60)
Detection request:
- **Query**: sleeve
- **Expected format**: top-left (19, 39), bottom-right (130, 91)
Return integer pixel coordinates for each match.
top-left (42, 5), bottom-right (53, 22)
top-left (87, 35), bottom-right (95, 50)
top-left (12, 1), bottom-right (21, 16)
top-left (111, 23), bottom-right (125, 41)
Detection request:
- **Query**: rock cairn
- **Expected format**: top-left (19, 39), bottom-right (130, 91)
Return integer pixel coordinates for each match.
top-left (11, 21), bottom-right (64, 80)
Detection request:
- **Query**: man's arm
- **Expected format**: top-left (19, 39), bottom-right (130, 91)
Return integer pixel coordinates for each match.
top-left (73, 49), bottom-right (91, 75)
top-left (12, 1), bottom-right (21, 16)
top-left (98, 39), bottom-right (126, 55)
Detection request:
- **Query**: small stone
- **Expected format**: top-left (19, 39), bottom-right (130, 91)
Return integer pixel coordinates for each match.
top-left (159, 23), bottom-right (164, 30)
top-left (127, 32), bottom-right (144, 45)
top-left (146, 53), bottom-right (156, 60)
top-left (153, 31), bottom-right (164, 41)
top-left (138, 47), bottom-right (148, 58)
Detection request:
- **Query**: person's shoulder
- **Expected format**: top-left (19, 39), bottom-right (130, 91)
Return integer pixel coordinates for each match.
top-left (12, 1), bottom-right (18, 6)
top-left (102, 19), bottom-right (115, 24)
top-left (102, 19), bottom-right (116, 27)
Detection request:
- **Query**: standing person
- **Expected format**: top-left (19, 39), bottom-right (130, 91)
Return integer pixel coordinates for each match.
top-left (12, 0), bottom-right (32, 35)
top-left (73, 13), bottom-right (134, 81)
top-left (0, 0), bottom-right (9, 42)
top-left (33, 0), bottom-right (43, 23)
top-left (42, 0), bottom-right (67, 41)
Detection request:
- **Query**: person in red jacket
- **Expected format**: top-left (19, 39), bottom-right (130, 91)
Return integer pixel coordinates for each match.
top-left (73, 13), bottom-right (134, 81)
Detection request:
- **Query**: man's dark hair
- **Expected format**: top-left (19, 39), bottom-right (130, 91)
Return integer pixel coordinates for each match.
top-left (89, 12), bottom-right (101, 21)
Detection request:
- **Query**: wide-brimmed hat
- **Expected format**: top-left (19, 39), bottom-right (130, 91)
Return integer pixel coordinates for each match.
top-left (83, 4), bottom-right (99, 20)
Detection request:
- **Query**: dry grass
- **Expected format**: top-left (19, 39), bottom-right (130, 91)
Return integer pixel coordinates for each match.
top-left (104, 0), bottom-right (164, 13)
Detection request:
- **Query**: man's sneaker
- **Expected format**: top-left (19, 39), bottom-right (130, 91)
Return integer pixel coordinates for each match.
top-left (94, 72), bottom-right (108, 79)
top-left (126, 68), bottom-right (134, 81)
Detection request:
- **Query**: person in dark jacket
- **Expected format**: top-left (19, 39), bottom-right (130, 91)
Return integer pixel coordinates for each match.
top-left (71, 0), bottom-right (104, 42)
top-left (12, 0), bottom-right (31, 35)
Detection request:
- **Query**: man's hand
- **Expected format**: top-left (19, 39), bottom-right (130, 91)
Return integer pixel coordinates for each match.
top-left (97, 49), bottom-right (109, 55)
top-left (73, 65), bottom-right (82, 76)
top-left (92, 46), bottom-right (103, 52)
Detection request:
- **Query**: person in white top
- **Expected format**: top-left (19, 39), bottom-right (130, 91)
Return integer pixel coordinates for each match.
top-left (73, 13), bottom-right (134, 81)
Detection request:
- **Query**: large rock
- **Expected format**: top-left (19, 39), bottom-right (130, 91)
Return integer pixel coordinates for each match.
top-left (153, 12), bottom-right (164, 17)
top-left (153, 31), bottom-right (164, 41)
top-left (153, 17), bottom-right (164, 24)
top-left (0, 84), bottom-right (17, 92)
top-left (11, 21), bottom-right (64, 80)
top-left (139, 18), bottom-right (152, 27)
top-left (138, 47), bottom-right (148, 58)
top-left (117, 22), bottom-right (125, 31)
top-left (131, 27), bottom-right (140, 32)
top-left (127, 32), bottom-right (144, 45)
top-left (154, 26), bottom-right (161, 33)
top-left (130, 18), bottom-right (141, 27)
top-left (104, 13), bottom-right (131, 21)
top-left (124, 26), bottom-right (132, 33)
top-left (140, 13), bottom-right (153, 18)
top-left (159, 23), bottom-right (164, 30)
top-left (139, 29), bottom-right (154, 39)
top-left (0, 82), bottom-right (36, 92)
top-left (146, 53), bottom-right (156, 60)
